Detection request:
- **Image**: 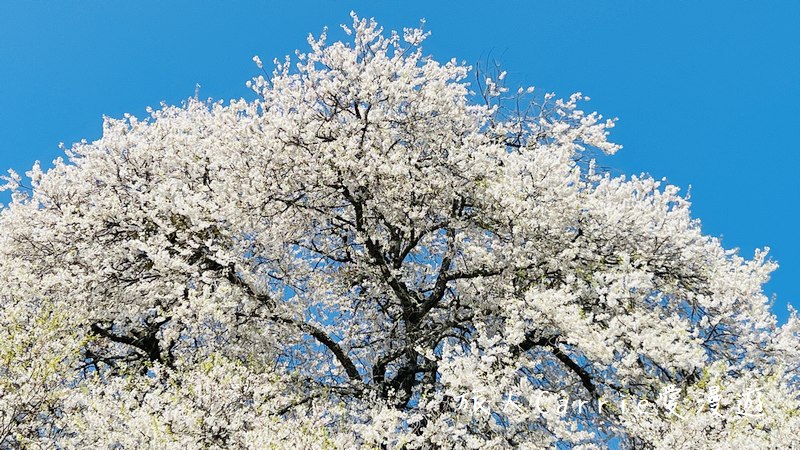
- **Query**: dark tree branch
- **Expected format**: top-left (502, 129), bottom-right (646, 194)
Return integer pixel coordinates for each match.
top-left (89, 317), bottom-right (171, 365)
top-left (517, 333), bottom-right (598, 397)
top-left (268, 315), bottom-right (362, 382)
top-left (202, 252), bottom-right (363, 383)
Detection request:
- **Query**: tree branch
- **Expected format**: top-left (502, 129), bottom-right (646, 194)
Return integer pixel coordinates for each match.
top-left (268, 315), bottom-right (362, 382)
top-left (517, 333), bottom-right (597, 397)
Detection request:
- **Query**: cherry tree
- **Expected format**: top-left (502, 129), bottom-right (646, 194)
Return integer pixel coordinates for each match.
top-left (1, 13), bottom-right (798, 449)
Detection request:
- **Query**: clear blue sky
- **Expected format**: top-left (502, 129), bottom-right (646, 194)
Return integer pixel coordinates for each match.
top-left (1, 1), bottom-right (798, 323)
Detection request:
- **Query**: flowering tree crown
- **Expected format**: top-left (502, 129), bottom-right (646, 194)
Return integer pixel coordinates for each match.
top-left (1, 13), bottom-right (798, 449)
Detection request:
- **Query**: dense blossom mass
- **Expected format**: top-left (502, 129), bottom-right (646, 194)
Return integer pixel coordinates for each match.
top-left (1, 14), bottom-right (799, 449)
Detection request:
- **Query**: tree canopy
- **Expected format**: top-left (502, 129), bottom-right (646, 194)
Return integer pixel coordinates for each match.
top-left (1, 14), bottom-right (798, 449)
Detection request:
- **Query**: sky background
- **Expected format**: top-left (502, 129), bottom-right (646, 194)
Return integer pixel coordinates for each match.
top-left (1, 1), bottom-right (798, 323)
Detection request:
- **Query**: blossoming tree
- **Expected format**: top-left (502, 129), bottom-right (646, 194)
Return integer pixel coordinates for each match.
top-left (1, 14), bottom-right (798, 449)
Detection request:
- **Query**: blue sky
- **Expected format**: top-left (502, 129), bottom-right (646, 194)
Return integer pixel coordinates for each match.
top-left (1, 1), bottom-right (798, 323)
